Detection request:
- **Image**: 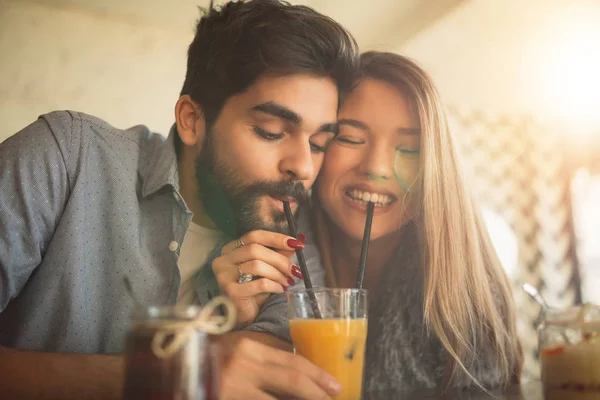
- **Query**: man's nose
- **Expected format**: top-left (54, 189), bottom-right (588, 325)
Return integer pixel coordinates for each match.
top-left (280, 140), bottom-right (316, 181)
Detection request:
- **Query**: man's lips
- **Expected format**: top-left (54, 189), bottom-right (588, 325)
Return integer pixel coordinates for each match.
top-left (268, 195), bottom-right (298, 212)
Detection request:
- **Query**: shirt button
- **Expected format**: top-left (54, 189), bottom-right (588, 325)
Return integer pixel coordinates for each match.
top-left (173, 192), bottom-right (181, 202)
top-left (169, 241), bottom-right (179, 252)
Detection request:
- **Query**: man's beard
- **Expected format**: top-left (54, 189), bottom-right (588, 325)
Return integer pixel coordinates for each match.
top-left (195, 134), bottom-right (309, 238)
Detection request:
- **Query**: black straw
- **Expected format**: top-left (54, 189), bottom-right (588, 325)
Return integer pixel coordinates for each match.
top-left (283, 201), bottom-right (322, 318)
top-left (355, 201), bottom-right (375, 289)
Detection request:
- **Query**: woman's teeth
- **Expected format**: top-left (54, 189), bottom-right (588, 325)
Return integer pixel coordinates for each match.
top-left (346, 190), bottom-right (393, 207)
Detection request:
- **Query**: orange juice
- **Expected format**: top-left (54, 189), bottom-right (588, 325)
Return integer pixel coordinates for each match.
top-left (290, 318), bottom-right (368, 400)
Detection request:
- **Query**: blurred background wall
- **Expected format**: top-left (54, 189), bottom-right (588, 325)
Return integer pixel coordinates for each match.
top-left (2, 0), bottom-right (599, 140)
top-left (1, 0), bottom-right (599, 381)
top-left (0, 0), bottom-right (191, 138)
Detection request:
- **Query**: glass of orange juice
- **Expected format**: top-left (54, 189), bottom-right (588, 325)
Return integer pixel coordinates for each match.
top-left (287, 288), bottom-right (368, 400)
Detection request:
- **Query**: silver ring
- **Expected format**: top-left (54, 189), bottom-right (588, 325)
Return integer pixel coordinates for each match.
top-left (235, 237), bottom-right (245, 249)
top-left (237, 264), bottom-right (254, 284)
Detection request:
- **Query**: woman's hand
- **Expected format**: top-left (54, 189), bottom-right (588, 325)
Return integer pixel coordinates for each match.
top-left (212, 230), bottom-right (305, 327)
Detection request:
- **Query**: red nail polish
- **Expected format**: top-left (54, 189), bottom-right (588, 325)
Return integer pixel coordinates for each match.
top-left (286, 238), bottom-right (305, 250)
top-left (298, 233), bottom-right (306, 243)
top-left (287, 277), bottom-right (295, 286)
top-left (291, 265), bottom-right (303, 279)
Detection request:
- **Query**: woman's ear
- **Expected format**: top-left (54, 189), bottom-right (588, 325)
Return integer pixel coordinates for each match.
top-left (175, 95), bottom-right (206, 147)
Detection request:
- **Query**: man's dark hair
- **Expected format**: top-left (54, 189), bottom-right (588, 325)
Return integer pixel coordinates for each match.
top-left (175, 0), bottom-right (359, 155)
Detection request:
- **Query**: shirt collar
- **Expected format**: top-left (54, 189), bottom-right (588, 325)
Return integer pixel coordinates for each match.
top-left (140, 124), bottom-right (180, 198)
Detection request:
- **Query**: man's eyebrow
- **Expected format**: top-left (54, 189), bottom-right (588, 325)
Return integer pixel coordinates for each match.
top-left (251, 102), bottom-right (302, 125)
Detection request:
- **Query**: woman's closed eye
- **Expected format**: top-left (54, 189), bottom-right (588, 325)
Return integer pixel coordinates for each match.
top-left (335, 136), bottom-right (364, 145)
top-left (396, 147), bottom-right (420, 156)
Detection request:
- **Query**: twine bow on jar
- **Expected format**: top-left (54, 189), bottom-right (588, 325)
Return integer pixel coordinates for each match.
top-left (150, 296), bottom-right (237, 359)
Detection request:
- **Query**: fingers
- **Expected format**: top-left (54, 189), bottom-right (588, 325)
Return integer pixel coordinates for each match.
top-left (222, 278), bottom-right (286, 300)
top-left (238, 260), bottom-right (294, 288)
top-left (258, 363), bottom-right (334, 400)
top-left (212, 231), bottom-right (307, 326)
top-left (221, 339), bottom-right (340, 400)
top-left (221, 230), bottom-right (305, 255)
top-left (277, 353), bottom-right (341, 397)
top-left (218, 243), bottom-right (297, 279)
top-left (257, 346), bottom-right (338, 393)
top-left (219, 356), bottom-right (278, 400)
top-left (277, 250), bottom-right (296, 259)
top-left (242, 340), bottom-right (340, 397)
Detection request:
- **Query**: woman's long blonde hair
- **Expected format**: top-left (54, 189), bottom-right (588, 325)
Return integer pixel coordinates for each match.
top-left (314, 51), bottom-right (523, 387)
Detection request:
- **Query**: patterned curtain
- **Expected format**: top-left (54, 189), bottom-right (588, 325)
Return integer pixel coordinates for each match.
top-left (446, 106), bottom-right (581, 380)
top-left (571, 162), bottom-right (600, 305)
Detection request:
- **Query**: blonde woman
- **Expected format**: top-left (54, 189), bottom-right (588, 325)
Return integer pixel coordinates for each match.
top-left (313, 51), bottom-right (523, 392)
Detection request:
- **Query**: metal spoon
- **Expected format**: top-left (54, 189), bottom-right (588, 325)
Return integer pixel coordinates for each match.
top-left (523, 283), bottom-right (571, 343)
top-left (523, 283), bottom-right (549, 309)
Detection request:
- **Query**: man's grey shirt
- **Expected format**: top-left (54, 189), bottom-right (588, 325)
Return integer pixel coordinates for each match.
top-left (0, 110), bottom-right (323, 353)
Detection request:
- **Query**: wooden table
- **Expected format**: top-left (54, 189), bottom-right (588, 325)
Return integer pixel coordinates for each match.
top-left (363, 381), bottom-right (564, 399)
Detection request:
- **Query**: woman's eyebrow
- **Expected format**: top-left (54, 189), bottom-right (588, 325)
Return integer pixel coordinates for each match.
top-left (397, 127), bottom-right (421, 136)
top-left (338, 118), bottom-right (368, 131)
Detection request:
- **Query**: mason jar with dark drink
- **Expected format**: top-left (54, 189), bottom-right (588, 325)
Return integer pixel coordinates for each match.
top-left (122, 306), bottom-right (218, 400)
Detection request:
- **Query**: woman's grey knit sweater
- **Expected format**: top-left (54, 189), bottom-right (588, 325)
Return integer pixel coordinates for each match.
top-left (363, 224), bottom-right (503, 393)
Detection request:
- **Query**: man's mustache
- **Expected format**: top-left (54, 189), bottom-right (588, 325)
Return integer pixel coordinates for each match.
top-left (240, 180), bottom-right (309, 204)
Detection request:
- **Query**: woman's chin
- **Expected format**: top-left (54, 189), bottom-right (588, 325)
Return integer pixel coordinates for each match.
top-left (342, 225), bottom-right (393, 243)
top-left (327, 207), bottom-right (403, 242)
